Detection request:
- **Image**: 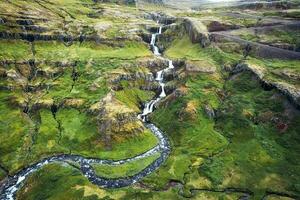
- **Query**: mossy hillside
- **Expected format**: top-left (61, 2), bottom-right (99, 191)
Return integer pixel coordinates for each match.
top-left (92, 153), bottom-right (160, 178)
top-left (238, 29), bottom-right (300, 49)
top-left (141, 72), bottom-right (228, 188)
top-left (246, 57), bottom-right (300, 87)
top-left (0, 91), bottom-right (35, 174)
top-left (0, 40), bottom-right (33, 60)
top-left (263, 9), bottom-right (300, 19)
top-left (0, 104), bottom-right (158, 174)
top-left (116, 87), bottom-right (155, 111)
top-left (34, 40), bottom-right (152, 62)
top-left (164, 35), bottom-right (241, 67)
top-left (200, 72), bottom-right (300, 198)
top-left (0, 0), bottom-right (146, 38)
top-left (41, 61), bottom-right (113, 108)
top-left (16, 162), bottom-right (248, 200)
top-left (16, 163), bottom-right (95, 200)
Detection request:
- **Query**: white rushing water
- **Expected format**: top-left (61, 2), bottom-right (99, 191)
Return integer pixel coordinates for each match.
top-left (139, 23), bottom-right (175, 122)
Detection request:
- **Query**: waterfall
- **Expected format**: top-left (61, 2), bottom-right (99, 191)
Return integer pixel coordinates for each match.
top-left (168, 60), bottom-right (174, 69)
top-left (153, 46), bottom-right (161, 56)
top-left (139, 22), bottom-right (174, 122)
top-left (159, 83), bottom-right (166, 98)
top-left (156, 70), bottom-right (164, 81)
top-left (150, 34), bottom-right (156, 46)
top-left (0, 20), bottom-right (174, 200)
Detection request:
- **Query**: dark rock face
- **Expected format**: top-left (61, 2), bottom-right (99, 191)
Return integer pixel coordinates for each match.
top-left (144, 12), bottom-right (176, 25)
top-left (183, 18), bottom-right (210, 47)
top-left (207, 21), bottom-right (240, 32)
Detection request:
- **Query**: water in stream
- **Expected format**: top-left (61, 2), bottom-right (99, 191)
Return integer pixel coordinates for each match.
top-left (0, 21), bottom-right (173, 200)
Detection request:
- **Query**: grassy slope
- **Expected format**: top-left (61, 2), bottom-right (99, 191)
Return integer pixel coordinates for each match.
top-left (200, 72), bottom-right (300, 198)
top-left (0, 105), bottom-right (158, 174)
top-left (92, 153), bottom-right (160, 178)
top-left (141, 34), bottom-right (300, 199)
top-left (164, 35), bottom-right (241, 66)
top-left (16, 163), bottom-right (247, 200)
top-left (34, 41), bottom-right (152, 62)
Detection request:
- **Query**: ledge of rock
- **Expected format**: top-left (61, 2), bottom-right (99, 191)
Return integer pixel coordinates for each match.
top-left (233, 63), bottom-right (300, 108)
top-left (185, 60), bottom-right (216, 74)
top-left (183, 17), bottom-right (210, 47)
top-left (97, 92), bottom-right (145, 138)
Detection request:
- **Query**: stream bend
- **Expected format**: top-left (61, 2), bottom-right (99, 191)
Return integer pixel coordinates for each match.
top-left (0, 22), bottom-right (172, 200)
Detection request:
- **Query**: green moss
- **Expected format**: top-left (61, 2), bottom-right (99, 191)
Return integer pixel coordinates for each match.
top-left (34, 41), bottom-right (151, 62)
top-left (16, 163), bottom-right (91, 200)
top-left (115, 88), bottom-right (155, 111)
top-left (92, 153), bottom-right (160, 178)
top-left (239, 29), bottom-right (300, 48)
top-left (263, 10), bottom-right (300, 19)
top-left (165, 35), bottom-right (240, 66)
top-left (248, 58), bottom-right (300, 73)
top-left (143, 73), bottom-right (228, 188)
top-left (0, 91), bottom-right (34, 174)
top-left (55, 108), bottom-right (157, 160)
top-left (0, 40), bottom-right (32, 60)
top-left (0, 105), bottom-right (158, 174)
top-left (200, 72), bottom-right (300, 197)
top-left (247, 57), bottom-right (300, 86)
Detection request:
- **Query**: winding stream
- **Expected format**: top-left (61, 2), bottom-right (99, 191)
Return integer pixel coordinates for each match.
top-left (0, 22), bottom-right (172, 200)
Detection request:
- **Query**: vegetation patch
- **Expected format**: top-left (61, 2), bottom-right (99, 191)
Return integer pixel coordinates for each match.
top-left (92, 153), bottom-right (160, 178)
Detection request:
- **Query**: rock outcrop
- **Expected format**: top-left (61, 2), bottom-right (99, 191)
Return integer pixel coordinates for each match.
top-left (97, 92), bottom-right (145, 141)
top-left (183, 18), bottom-right (210, 47)
top-left (232, 63), bottom-right (300, 108)
top-left (185, 60), bottom-right (216, 74)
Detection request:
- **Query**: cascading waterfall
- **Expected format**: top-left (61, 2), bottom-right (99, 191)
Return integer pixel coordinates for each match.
top-left (168, 60), bottom-right (174, 69)
top-left (150, 25), bottom-right (162, 56)
top-left (0, 21), bottom-right (173, 200)
top-left (139, 22), bottom-right (174, 121)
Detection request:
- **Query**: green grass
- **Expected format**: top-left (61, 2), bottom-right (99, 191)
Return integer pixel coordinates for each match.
top-left (247, 57), bottom-right (300, 86)
top-left (263, 10), bottom-right (300, 19)
top-left (200, 72), bottom-right (300, 198)
top-left (16, 163), bottom-right (93, 200)
top-left (248, 57), bottom-right (300, 73)
top-left (239, 29), bottom-right (300, 48)
top-left (34, 40), bottom-right (152, 62)
top-left (164, 35), bottom-right (240, 66)
top-left (0, 40), bottom-right (32, 60)
top-left (41, 60), bottom-right (122, 107)
top-left (0, 105), bottom-right (158, 174)
top-left (0, 91), bottom-right (34, 174)
top-left (115, 88), bottom-right (155, 111)
top-left (143, 73), bottom-right (228, 188)
top-left (92, 153), bottom-right (160, 178)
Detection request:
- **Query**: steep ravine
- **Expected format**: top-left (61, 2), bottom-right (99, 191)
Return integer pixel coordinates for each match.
top-left (0, 21), bottom-right (172, 200)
